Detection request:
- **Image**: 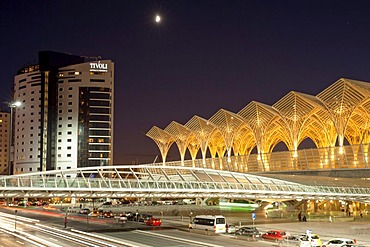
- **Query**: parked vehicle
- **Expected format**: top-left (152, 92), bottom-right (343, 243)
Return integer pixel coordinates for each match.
top-left (189, 215), bottom-right (226, 234)
top-left (146, 218), bottom-right (162, 226)
top-left (235, 226), bottom-right (260, 237)
top-left (322, 238), bottom-right (356, 247)
top-left (261, 230), bottom-right (287, 241)
top-left (226, 224), bottom-right (236, 234)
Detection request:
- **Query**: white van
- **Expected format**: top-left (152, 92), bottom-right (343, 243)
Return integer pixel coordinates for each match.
top-left (189, 215), bottom-right (226, 234)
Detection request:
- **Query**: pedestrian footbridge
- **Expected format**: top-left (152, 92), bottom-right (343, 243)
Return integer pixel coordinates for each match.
top-left (0, 165), bottom-right (369, 201)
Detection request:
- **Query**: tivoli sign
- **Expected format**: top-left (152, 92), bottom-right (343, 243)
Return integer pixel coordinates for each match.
top-left (90, 61), bottom-right (108, 72)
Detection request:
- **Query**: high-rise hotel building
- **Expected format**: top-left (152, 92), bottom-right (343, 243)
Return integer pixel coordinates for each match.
top-left (0, 111), bottom-right (10, 175)
top-left (13, 51), bottom-right (114, 175)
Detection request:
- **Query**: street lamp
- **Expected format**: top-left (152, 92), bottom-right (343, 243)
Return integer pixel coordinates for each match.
top-left (8, 101), bottom-right (21, 175)
top-left (14, 209), bottom-right (18, 230)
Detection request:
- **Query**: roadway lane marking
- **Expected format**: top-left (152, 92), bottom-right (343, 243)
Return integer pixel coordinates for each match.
top-left (135, 230), bottom-right (224, 247)
top-left (71, 229), bottom-right (151, 247)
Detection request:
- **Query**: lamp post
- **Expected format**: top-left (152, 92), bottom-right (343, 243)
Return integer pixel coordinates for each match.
top-left (14, 209), bottom-right (18, 230)
top-left (8, 101), bottom-right (21, 175)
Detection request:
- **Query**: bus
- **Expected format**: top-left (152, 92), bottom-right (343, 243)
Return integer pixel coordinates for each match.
top-left (189, 215), bottom-right (226, 234)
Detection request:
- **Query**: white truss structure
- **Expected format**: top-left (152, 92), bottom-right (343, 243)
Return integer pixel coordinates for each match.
top-left (0, 165), bottom-right (369, 201)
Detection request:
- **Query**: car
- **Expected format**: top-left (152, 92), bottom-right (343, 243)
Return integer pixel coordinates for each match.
top-left (322, 238), bottom-right (357, 247)
top-left (262, 230), bottom-right (287, 241)
top-left (145, 218), bottom-right (162, 226)
top-left (287, 235), bottom-right (309, 247)
top-left (235, 226), bottom-right (260, 237)
top-left (88, 210), bottom-right (100, 217)
top-left (306, 234), bottom-right (322, 247)
top-left (102, 211), bottom-right (114, 218)
top-left (226, 224), bottom-right (236, 234)
top-left (139, 214), bottom-right (153, 222)
top-left (79, 208), bottom-right (91, 214)
top-left (290, 234), bottom-right (322, 247)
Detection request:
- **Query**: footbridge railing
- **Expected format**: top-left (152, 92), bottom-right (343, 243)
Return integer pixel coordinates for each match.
top-left (0, 165), bottom-right (369, 201)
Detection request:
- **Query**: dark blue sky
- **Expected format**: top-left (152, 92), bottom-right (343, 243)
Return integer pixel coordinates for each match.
top-left (1, 0), bottom-right (370, 164)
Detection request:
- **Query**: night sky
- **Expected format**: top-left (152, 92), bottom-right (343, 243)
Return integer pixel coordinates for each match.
top-left (1, 0), bottom-right (370, 165)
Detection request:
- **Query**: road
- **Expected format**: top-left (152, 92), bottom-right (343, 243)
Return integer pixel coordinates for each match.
top-left (0, 205), bottom-right (370, 246)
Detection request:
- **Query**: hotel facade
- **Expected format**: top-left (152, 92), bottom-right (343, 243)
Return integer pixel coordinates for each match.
top-left (12, 51), bottom-right (114, 175)
top-left (0, 111), bottom-right (10, 175)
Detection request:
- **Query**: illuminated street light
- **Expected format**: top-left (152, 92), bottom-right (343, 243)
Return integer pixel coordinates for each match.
top-left (8, 101), bottom-right (21, 175)
top-left (9, 101), bottom-right (22, 108)
top-left (155, 15), bottom-right (161, 23)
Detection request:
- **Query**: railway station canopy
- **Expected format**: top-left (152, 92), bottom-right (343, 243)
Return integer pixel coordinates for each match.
top-left (146, 78), bottom-right (370, 172)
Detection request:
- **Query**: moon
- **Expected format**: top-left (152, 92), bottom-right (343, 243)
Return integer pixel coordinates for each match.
top-left (155, 15), bottom-right (161, 23)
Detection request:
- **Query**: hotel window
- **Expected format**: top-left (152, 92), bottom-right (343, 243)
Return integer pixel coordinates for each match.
top-left (58, 154), bottom-right (61, 157)
top-left (67, 146), bottom-right (71, 150)
top-left (68, 109), bottom-right (72, 113)
top-left (67, 139), bottom-right (71, 142)
top-left (67, 154), bottom-right (71, 157)
top-left (58, 132), bottom-right (62, 135)
top-left (68, 124), bottom-right (72, 127)
top-left (67, 131), bottom-right (72, 135)
top-left (68, 117), bottom-right (72, 120)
